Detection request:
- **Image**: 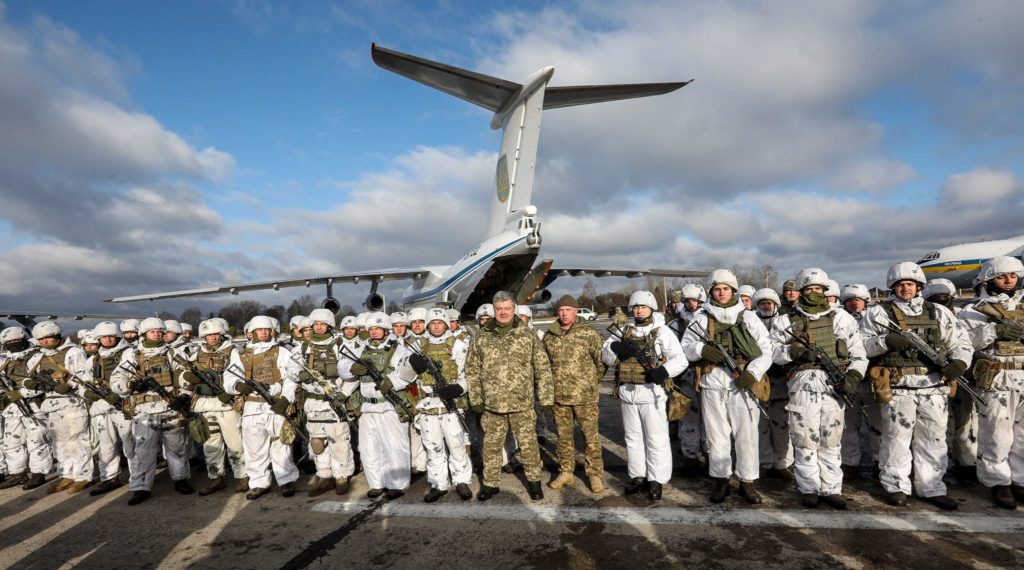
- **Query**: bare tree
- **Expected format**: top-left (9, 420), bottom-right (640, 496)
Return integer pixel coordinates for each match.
top-left (218, 301), bottom-right (267, 331)
top-left (179, 307), bottom-right (202, 329)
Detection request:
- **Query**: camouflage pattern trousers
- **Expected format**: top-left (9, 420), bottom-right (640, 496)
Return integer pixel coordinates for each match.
top-left (481, 408), bottom-right (541, 487)
top-left (553, 403), bottom-right (603, 478)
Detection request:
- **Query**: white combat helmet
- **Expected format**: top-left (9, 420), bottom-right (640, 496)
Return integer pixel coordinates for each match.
top-left (628, 290), bottom-right (658, 311)
top-left (31, 322), bottom-right (61, 340)
top-left (681, 283), bottom-right (707, 303)
top-left (886, 262), bottom-right (927, 289)
top-left (752, 288), bottom-right (780, 307)
top-left (923, 278), bottom-right (957, 299)
top-left (795, 268), bottom-right (830, 291)
top-left (475, 304), bottom-right (495, 318)
top-left (840, 284), bottom-right (871, 302)
top-left (181, 323), bottom-right (193, 333)
top-left (389, 311), bottom-right (408, 325)
top-left (289, 315), bottom-right (306, 330)
top-left (446, 308), bottom-right (460, 322)
top-left (407, 307), bottom-right (428, 323)
top-left (249, 315), bottom-right (275, 331)
top-left (340, 316), bottom-right (358, 329)
top-left (308, 308), bottom-right (337, 329)
top-left (81, 331), bottom-right (99, 345)
top-left (120, 319), bottom-right (140, 333)
top-left (706, 269), bottom-right (739, 291)
top-left (365, 311), bottom-right (391, 330)
top-left (198, 319), bottom-right (225, 337)
top-left (825, 279), bottom-right (841, 298)
top-left (93, 321), bottom-right (120, 338)
top-left (426, 308), bottom-right (449, 324)
top-left (738, 285), bottom-right (756, 299)
top-left (243, 318), bottom-right (255, 335)
top-left (0, 327), bottom-right (29, 344)
top-left (978, 256), bottom-right (1024, 283)
top-left (163, 320), bottom-right (183, 334)
top-left (215, 318), bottom-right (230, 332)
top-left (299, 317), bottom-right (313, 330)
top-left (138, 317), bottom-right (165, 335)
top-left (515, 305), bottom-right (532, 319)
top-left (269, 317), bottom-right (281, 333)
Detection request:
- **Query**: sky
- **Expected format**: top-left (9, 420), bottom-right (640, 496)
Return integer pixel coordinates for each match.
top-left (1, 0), bottom-right (1023, 325)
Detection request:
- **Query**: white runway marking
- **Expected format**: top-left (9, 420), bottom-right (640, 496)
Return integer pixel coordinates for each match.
top-left (312, 500), bottom-right (1024, 534)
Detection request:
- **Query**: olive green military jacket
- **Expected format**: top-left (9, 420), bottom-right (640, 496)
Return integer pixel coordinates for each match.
top-left (466, 317), bottom-right (554, 413)
top-left (542, 319), bottom-right (606, 405)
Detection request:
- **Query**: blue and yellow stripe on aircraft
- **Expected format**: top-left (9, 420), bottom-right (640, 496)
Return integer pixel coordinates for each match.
top-left (921, 258), bottom-right (988, 273)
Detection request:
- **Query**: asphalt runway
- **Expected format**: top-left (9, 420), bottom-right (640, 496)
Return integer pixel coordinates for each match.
top-left (1, 318), bottom-right (1022, 569)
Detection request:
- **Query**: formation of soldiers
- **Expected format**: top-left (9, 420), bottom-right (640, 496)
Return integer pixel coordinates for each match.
top-left (1, 256), bottom-right (1024, 513)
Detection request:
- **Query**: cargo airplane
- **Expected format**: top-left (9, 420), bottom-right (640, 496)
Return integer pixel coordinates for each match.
top-left (106, 45), bottom-right (704, 316)
top-left (917, 234), bottom-right (1024, 289)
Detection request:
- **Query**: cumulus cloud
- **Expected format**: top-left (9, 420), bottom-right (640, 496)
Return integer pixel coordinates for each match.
top-left (826, 158), bottom-right (917, 192)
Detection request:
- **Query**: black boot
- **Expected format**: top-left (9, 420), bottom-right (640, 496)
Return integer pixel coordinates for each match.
top-left (886, 491), bottom-right (908, 507)
top-left (527, 481), bottom-right (544, 501)
top-left (424, 487), bottom-right (447, 503)
top-left (21, 472), bottom-right (46, 490)
top-left (89, 478), bottom-right (124, 496)
top-left (0, 473), bottom-right (27, 489)
top-left (820, 494), bottom-right (847, 510)
top-left (1011, 484), bottom-right (1024, 503)
top-left (648, 481), bottom-right (663, 501)
top-left (992, 485), bottom-right (1017, 510)
top-left (922, 494), bottom-right (958, 511)
top-left (477, 485), bottom-right (499, 501)
top-left (456, 483), bottom-right (473, 500)
top-left (174, 479), bottom-right (195, 495)
top-left (384, 488), bottom-right (405, 500)
top-left (710, 477), bottom-right (731, 504)
top-left (624, 477), bottom-right (647, 495)
top-left (739, 481), bottom-right (762, 505)
top-left (127, 490), bottom-right (151, 506)
top-left (800, 493), bottom-right (819, 508)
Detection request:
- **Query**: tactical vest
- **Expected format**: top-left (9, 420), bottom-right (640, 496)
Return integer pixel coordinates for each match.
top-left (790, 313), bottom-right (850, 371)
top-left (305, 340), bottom-right (340, 378)
top-left (34, 346), bottom-right (74, 386)
top-left (94, 346), bottom-right (130, 387)
top-left (2, 351), bottom-right (36, 389)
top-left (358, 341), bottom-right (397, 385)
top-left (418, 337), bottom-right (458, 386)
top-left (138, 350), bottom-right (176, 390)
top-left (195, 344), bottom-right (232, 382)
top-left (702, 313), bottom-right (750, 368)
top-left (240, 346), bottom-right (282, 384)
top-left (617, 326), bottom-right (662, 384)
top-left (876, 301), bottom-right (941, 370)
top-left (983, 304), bottom-right (1024, 357)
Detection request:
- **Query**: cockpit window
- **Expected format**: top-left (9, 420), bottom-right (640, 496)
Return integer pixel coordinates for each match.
top-left (918, 252), bottom-right (940, 263)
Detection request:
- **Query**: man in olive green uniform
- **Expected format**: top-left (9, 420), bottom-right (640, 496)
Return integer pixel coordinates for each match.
top-left (466, 291), bottom-right (554, 501)
top-left (543, 295), bottom-right (607, 493)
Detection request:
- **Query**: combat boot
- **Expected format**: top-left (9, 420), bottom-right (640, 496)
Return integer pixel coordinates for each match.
top-left (840, 464), bottom-right (859, 481)
top-left (174, 479), bottom-right (195, 495)
top-left (90, 478), bottom-right (123, 496)
top-left (710, 477), bottom-right (731, 504)
top-left (235, 477), bottom-right (250, 493)
top-left (281, 482), bottom-right (296, 497)
top-left (922, 494), bottom-right (957, 511)
top-left (0, 473), bottom-right (27, 489)
top-left (199, 477), bottom-right (226, 496)
top-left (456, 483), bottom-right (473, 500)
top-left (800, 493), bottom-right (819, 508)
top-left (477, 485), bottom-right (500, 501)
top-left (22, 472), bottom-right (46, 490)
top-left (527, 481), bottom-right (544, 500)
top-left (739, 481), bottom-right (762, 505)
top-left (127, 490), bottom-right (151, 505)
top-left (335, 477), bottom-right (350, 496)
top-left (367, 488), bottom-right (385, 498)
top-left (424, 487), bottom-right (447, 503)
top-left (547, 472), bottom-right (575, 490)
top-left (307, 476), bottom-right (334, 497)
top-left (886, 491), bottom-right (908, 507)
top-left (624, 477), bottom-right (647, 495)
top-left (47, 477), bottom-right (74, 494)
top-left (66, 480), bottom-right (92, 494)
top-left (588, 475), bottom-right (605, 494)
top-left (992, 485), bottom-right (1017, 510)
top-left (384, 488), bottom-right (404, 500)
top-left (648, 481), bottom-right (663, 501)
top-left (820, 494), bottom-right (847, 510)
top-left (246, 487), bottom-right (269, 500)
top-left (1011, 484), bottom-right (1024, 503)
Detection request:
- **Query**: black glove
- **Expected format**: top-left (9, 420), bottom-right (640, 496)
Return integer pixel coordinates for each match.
top-left (789, 344), bottom-right (816, 363)
top-left (995, 322), bottom-right (1024, 341)
top-left (217, 392), bottom-right (234, 404)
top-left (434, 384), bottom-right (464, 400)
top-left (884, 333), bottom-right (912, 352)
top-left (297, 370), bottom-right (312, 383)
top-left (700, 344), bottom-right (727, 365)
top-left (408, 354), bottom-right (430, 374)
top-left (83, 389), bottom-right (101, 403)
top-left (195, 384), bottom-right (215, 397)
top-left (54, 382), bottom-right (73, 395)
top-left (610, 340), bottom-right (638, 360)
top-left (22, 378), bottom-right (42, 390)
top-left (470, 404), bottom-right (484, 415)
top-left (842, 370), bottom-right (863, 395)
top-left (104, 393), bottom-right (122, 407)
top-left (181, 371), bottom-right (201, 385)
top-left (735, 370), bottom-right (757, 390)
top-left (349, 362), bottom-right (368, 376)
top-left (644, 366), bottom-right (670, 386)
top-left (169, 395), bottom-right (191, 413)
top-left (127, 379), bottom-right (145, 394)
top-left (271, 398), bottom-right (290, 416)
top-left (233, 381), bottom-right (253, 396)
top-left (941, 359), bottom-right (968, 382)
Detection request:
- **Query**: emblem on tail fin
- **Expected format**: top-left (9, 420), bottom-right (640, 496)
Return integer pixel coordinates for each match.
top-left (495, 154), bottom-right (510, 203)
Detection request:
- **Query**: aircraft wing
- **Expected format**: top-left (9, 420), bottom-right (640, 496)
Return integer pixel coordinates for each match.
top-left (103, 268), bottom-right (439, 303)
top-left (0, 310), bottom-right (144, 321)
top-left (541, 267), bottom-right (708, 288)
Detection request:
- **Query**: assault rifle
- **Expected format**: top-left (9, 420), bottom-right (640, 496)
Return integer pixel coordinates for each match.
top-left (117, 361), bottom-right (203, 421)
top-left (874, 314), bottom-right (984, 408)
top-left (401, 339), bottom-right (470, 435)
top-left (226, 363), bottom-right (309, 442)
top-left (0, 370), bottom-right (45, 428)
top-left (287, 351), bottom-right (355, 429)
top-left (170, 353), bottom-right (229, 397)
top-left (606, 324), bottom-right (661, 370)
top-left (686, 320), bottom-right (770, 420)
top-left (61, 367), bottom-right (133, 420)
top-left (338, 344), bottom-right (415, 422)
top-left (975, 302), bottom-right (1024, 343)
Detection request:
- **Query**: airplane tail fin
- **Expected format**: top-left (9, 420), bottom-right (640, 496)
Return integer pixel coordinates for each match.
top-left (371, 44), bottom-right (689, 237)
